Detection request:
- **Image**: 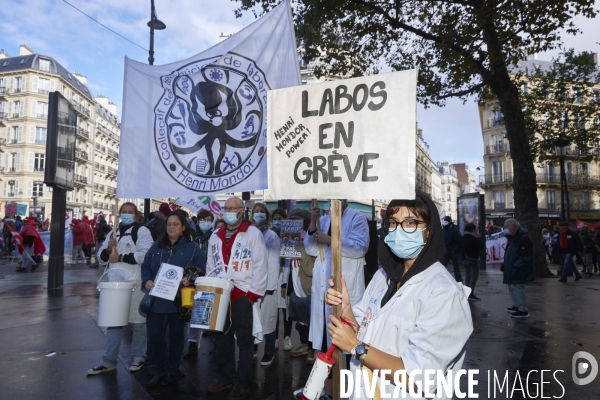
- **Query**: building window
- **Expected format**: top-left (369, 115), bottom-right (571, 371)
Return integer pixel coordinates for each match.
top-left (521, 82), bottom-right (528, 94)
top-left (14, 77), bottom-right (23, 92)
top-left (35, 127), bottom-right (47, 144)
top-left (492, 161), bottom-right (504, 182)
top-left (593, 90), bottom-right (600, 103)
top-left (9, 152), bottom-right (19, 172)
top-left (33, 182), bottom-right (44, 197)
top-left (493, 190), bottom-right (505, 209)
top-left (34, 153), bottom-right (45, 172)
top-left (13, 100), bottom-right (23, 117)
top-left (447, 194), bottom-right (451, 201)
top-left (11, 126), bottom-right (20, 143)
top-left (547, 191), bottom-right (555, 210)
top-left (36, 102), bottom-right (48, 119)
top-left (20, 58), bottom-right (27, 64)
top-left (39, 59), bottom-right (50, 72)
top-left (38, 78), bottom-right (50, 94)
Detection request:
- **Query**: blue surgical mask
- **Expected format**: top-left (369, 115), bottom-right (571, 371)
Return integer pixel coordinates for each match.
top-left (502, 228), bottom-right (512, 236)
top-left (384, 228), bottom-right (427, 259)
top-left (223, 212), bottom-right (240, 226)
top-left (199, 221), bottom-right (212, 232)
top-left (441, 220), bottom-right (449, 226)
top-left (253, 212), bottom-right (267, 224)
top-left (273, 220), bottom-right (281, 229)
top-left (120, 213), bottom-right (134, 225)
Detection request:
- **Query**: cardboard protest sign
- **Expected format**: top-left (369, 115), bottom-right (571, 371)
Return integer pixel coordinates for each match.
top-left (486, 231), bottom-right (507, 264)
top-left (267, 70), bottom-right (417, 200)
top-left (279, 219), bottom-right (305, 259)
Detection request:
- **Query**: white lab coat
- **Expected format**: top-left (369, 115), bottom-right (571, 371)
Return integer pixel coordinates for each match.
top-left (259, 228), bottom-right (281, 335)
top-left (349, 263), bottom-right (473, 399)
top-left (98, 225), bottom-right (154, 324)
top-left (304, 207), bottom-right (369, 350)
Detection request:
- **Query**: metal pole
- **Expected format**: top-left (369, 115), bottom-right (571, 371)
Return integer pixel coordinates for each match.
top-left (371, 199), bottom-right (375, 220)
top-left (559, 156), bottom-right (566, 221)
top-left (144, 0), bottom-right (155, 218)
top-left (48, 187), bottom-right (66, 290)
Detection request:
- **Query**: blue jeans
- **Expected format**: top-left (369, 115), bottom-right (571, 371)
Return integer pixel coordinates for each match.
top-left (508, 284), bottom-right (528, 312)
top-left (102, 323), bottom-right (147, 368)
top-left (3, 235), bottom-right (14, 252)
top-left (20, 247), bottom-right (37, 270)
top-left (561, 253), bottom-right (582, 280)
top-left (148, 312), bottom-right (185, 375)
top-left (464, 258), bottom-right (480, 293)
top-left (264, 331), bottom-right (277, 355)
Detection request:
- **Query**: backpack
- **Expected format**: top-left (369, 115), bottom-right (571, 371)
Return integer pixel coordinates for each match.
top-left (144, 218), bottom-right (162, 242)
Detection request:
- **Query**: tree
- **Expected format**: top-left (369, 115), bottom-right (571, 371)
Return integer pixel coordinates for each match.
top-left (236, 0), bottom-right (597, 277)
top-left (520, 50), bottom-right (600, 164)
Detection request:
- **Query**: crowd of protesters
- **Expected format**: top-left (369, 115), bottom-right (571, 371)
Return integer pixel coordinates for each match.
top-left (3, 196), bottom-right (598, 399)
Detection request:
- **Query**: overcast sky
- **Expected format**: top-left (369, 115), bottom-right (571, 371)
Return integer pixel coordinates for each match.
top-left (1, 0), bottom-right (598, 177)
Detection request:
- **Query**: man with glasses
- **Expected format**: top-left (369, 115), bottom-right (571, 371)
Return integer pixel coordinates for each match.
top-left (206, 196), bottom-right (267, 400)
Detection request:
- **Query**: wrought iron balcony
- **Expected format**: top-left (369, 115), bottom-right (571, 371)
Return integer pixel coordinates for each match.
top-left (485, 143), bottom-right (510, 155)
top-left (76, 128), bottom-right (90, 139)
top-left (75, 174), bottom-right (88, 184)
top-left (35, 139), bottom-right (46, 145)
top-left (0, 138), bottom-right (5, 145)
top-left (0, 87), bottom-right (6, 95)
top-left (107, 167), bottom-right (118, 175)
top-left (494, 202), bottom-right (506, 209)
top-left (107, 149), bottom-right (119, 158)
top-left (38, 88), bottom-right (49, 95)
top-left (36, 113), bottom-right (48, 119)
top-left (479, 173), bottom-right (513, 184)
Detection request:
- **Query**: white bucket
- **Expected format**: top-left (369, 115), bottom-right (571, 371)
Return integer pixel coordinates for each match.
top-left (97, 269), bottom-right (136, 327)
top-left (190, 277), bottom-right (233, 332)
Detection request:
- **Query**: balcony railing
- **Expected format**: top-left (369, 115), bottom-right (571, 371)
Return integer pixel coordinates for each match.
top-left (0, 138), bottom-right (5, 145)
top-left (0, 112), bottom-right (5, 120)
top-left (38, 88), bottom-right (49, 94)
top-left (486, 118), bottom-right (504, 128)
top-left (75, 174), bottom-right (88, 184)
top-left (77, 128), bottom-right (90, 139)
top-left (95, 144), bottom-right (106, 153)
top-left (479, 173), bottom-right (513, 184)
top-left (107, 149), bottom-right (119, 158)
top-left (94, 162), bottom-right (106, 171)
top-left (75, 150), bottom-right (89, 160)
top-left (547, 202), bottom-right (556, 210)
top-left (0, 87), bottom-right (6, 95)
top-left (12, 113), bottom-right (21, 118)
top-left (494, 202), bottom-right (506, 209)
top-left (71, 100), bottom-right (91, 118)
top-left (485, 143), bottom-right (510, 155)
top-left (97, 124), bottom-right (120, 141)
top-left (107, 167), bottom-right (118, 175)
top-left (106, 186), bottom-right (117, 195)
top-left (8, 192), bottom-right (15, 197)
top-left (12, 88), bottom-right (22, 93)
top-left (33, 167), bottom-right (45, 172)
top-left (36, 113), bottom-right (48, 119)
top-left (35, 139), bottom-right (46, 145)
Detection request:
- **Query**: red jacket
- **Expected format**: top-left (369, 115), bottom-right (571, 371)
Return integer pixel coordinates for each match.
top-left (71, 219), bottom-right (85, 246)
top-left (81, 216), bottom-right (95, 245)
top-left (20, 219), bottom-right (46, 255)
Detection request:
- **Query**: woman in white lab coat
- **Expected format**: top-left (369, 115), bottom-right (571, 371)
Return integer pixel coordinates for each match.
top-left (326, 192), bottom-right (473, 399)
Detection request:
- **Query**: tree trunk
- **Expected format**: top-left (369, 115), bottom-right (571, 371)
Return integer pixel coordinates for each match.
top-left (494, 83), bottom-right (555, 278)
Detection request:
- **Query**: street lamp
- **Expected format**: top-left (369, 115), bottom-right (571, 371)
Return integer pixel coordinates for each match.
top-left (148, 0), bottom-right (166, 66)
top-left (554, 133), bottom-right (571, 222)
top-left (145, 0), bottom-right (166, 218)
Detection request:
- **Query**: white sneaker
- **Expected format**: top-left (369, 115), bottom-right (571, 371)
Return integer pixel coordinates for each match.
top-left (78, 260), bottom-right (87, 264)
top-left (129, 360), bottom-right (145, 372)
top-left (274, 339), bottom-right (279, 349)
top-left (283, 336), bottom-right (292, 351)
top-left (66, 261), bottom-right (77, 265)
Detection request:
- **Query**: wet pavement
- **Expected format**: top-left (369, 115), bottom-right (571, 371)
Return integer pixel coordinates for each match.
top-left (0, 254), bottom-right (599, 399)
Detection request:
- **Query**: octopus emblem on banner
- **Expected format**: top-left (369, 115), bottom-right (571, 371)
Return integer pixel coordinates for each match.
top-left (154, 53), bottom-right (269, 192)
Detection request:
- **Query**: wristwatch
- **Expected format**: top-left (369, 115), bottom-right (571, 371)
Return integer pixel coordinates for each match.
top-left (352, 341), bottom-right (368, 361)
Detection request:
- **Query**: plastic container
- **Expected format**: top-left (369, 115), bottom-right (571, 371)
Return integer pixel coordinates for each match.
top-left (97, 268), bottom-right (136, 327)
top-left (190, 277), bottom-right (233, 332)
top-left (303, 347), bottom-right (336, 399)
top-left (181, 287), bottom-right (195, 308)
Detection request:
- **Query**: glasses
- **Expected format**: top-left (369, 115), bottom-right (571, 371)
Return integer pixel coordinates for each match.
top-left (198, 219), bottom-right (213, 222)
top-left (384, 218), bottom-right (425, 233)
top-left (223, 207), bottom-right (242, 212)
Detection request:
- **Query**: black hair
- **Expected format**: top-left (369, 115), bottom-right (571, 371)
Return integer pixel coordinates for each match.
top-left (157, 210), bottom-right (193, 247)
top-left (464, 222), bottom-right (476, 232)
top-left (385, 196), bottom-right (431, 229)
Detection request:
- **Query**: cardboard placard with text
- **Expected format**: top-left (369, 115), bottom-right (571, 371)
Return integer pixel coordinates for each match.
top-left (267, 70), bottom-right (417, 200)
top-left (279, 219), bottom-right (305, 259)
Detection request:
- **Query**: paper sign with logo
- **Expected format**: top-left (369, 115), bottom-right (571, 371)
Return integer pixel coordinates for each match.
top-left (267, 70), bottom-right (417, 200)
top-left (175, 195), bottom-right (222, 216)
top-left (150, 263), bottom-right (184, 301)
top-left (117, 1), bottom-right (300, 198)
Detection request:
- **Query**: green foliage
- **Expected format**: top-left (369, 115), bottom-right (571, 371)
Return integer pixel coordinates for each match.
top-left (234, 0), bottom-right (597, 107)
top-left (519, 50), bottom-right (600, 164)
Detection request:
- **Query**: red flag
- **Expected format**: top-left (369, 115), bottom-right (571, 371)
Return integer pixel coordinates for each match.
top-left (5, 224), bottom-right (25, 254)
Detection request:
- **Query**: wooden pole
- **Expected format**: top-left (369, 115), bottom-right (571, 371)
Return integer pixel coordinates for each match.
top-left (111, 199), bottom-right (120, 255)
top-left (312, 199), bottom-right (325, 262)
top-left (330, 199), bottom-right (344, 400)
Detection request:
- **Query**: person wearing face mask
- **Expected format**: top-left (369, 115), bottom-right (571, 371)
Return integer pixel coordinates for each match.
top-left (250, 204), bottom-right (282, 366)
top-left (270, 208), bottom-right (293, 351)
top-left (324, 192), bottom-right (473, 399)
top-left (182, 209), bottom-right (215, 360)
top-left (502, 218), bottom-right (535, 318)
top-left (304, 199), bottom-right (369, 357)
top-left (271, 208), bottom-right (287, 235)
top-left (87, 202), bottom-right (154, 376)
top-left (206, 196), bottom-right (267, 400)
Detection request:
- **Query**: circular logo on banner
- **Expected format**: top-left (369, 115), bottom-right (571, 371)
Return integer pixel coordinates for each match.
top-left (154, 53), bottom-right (269, 192)
top-left (165, 269), bottom-right (178, 280)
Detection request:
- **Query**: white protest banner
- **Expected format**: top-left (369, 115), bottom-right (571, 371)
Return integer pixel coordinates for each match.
top-left (150, 263), bottom-right (184, 301)
top-left (175, 195), bottom-right (222, 216)
top-left (267, 70), bottom-right (417, 200)
top-left (117, 1), bottom-right (300, 198)
top-left (486, 231), bottom-right (507, 264)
